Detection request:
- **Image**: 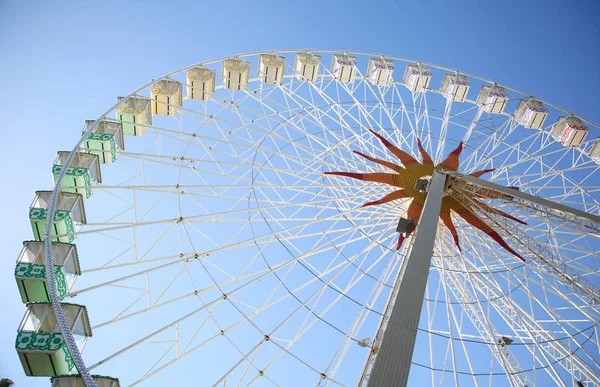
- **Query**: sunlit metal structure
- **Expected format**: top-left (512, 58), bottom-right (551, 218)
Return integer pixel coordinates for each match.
top-left (13, 50), bottom-right (600, 387)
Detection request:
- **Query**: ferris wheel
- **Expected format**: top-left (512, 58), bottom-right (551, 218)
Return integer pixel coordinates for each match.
top-left (13, 50), bottom-right (600, 387)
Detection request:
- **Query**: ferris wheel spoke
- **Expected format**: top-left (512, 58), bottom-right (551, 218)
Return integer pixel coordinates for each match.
top-left (326, 251), bottom-right (403, 381)
top-left (453, 229), bottom-right (566, 385)
top-left (460, 116), bottom-right (514, 167)
top-left (327, 78), bottom-right (418, 161)
top-left (176, 89), bottom-right (256, 128)
top-left (209, 249), bottom-right (380, 385)
top-left (411, 92), bottom-right (426, 143)
top-left (68, 253), bottom-right (195, 298)
top-left (127, 307), bottom-right (234, 386)
top-left (30, 51), bottom-right (600, 386)
top-left (87, 229), bottom-right (134, 245)
top-left (89, 183), bottom-right (382, 191)
top-left (276, 91), bottom-right (357, 150)
top-left (420, 91), bottom-right (437, 158)
top-left (481, 269), bottom-right (598, 384)
top-left (85, 238), bottom-right (370, 376)
top-left (145, 123), bottom-right (261, 161)
top-left (138, 151), bottom-right (347, 192)
top-left (305, 80), bottom-right (382, 137)
top-left (524, 168), bottom-right (600, 199)
top-left (138, 342), bottom-right (178, 384)
top-left (461, 215), bottom-right (596, 316)
top-left (75, 218), bottom-right (364, 290)
top-left (261, 222), bottom-right (394, 342)
top-left (247, 213), bottom-right (391, 294)
top-left (66, 194), bottom-right (375, 242)
top-left (256, 215), bottom-right (394, 313)
top-left (465, 135), bottom-right (515, 176)
top-left (459, 193), bottom-right (600, 311)
top-left (433, 249), bottom-right (520, 384)
top-left (387, 85), bottom-right (421, 152)
top-left (496, 142), bottom-right (576, 174)
top-left (217, 228), bottom-right (394, 386)
top-left (229, 338), bottom-right (270, 387)
top-left (507, 161), bottom-right (596, 191)
top-left (81, 251), bottom-right (186, 273)
top-left (81, 221), bottom-right (380, 384)
top-left (90, 236), bottom-right (365, 333)
top-left (291, 98), bottom-right (400, 161)
top-left (128, 302), bottom-right (264, 387)
top-left (462, 106), bottom-right (485, 144)
top-left (151, 261), bottom-right (198, 306)
top-left (259, 231), bottom-right (387, 315)
top-left (73, 220), bottom-right (368, 301)
top-left (360, 92), bottom-right (416, 158)
top-left (93, 185), bottom-right (134, 206)
top-left (433, 98), bottom-right (453, 164)
top-left (451, 172), bottom-right (600, 236)
top-left (440, 273), bottom-right (482, 386)
top-left (456, 225), bottom-right (600, 384)
top-left (427, 267), bottom-right (453, 386)
top-left (92, 289), bottom-right (197, 330)
top-left (449, 187), bottom-right (600, 261)
top-left (241, 87), bottom-right (349, 152)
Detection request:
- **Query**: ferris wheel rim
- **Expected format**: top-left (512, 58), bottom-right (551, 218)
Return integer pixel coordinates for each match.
top-left (37, 49), bottom-right (600, 386)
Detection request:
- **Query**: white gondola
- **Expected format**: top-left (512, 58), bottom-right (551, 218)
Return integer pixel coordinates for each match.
top-left (331, 54), bottom-right (357, 83)
top-left (223, 59), bottom-right (250, 90)
top-left (515, 100), bottom-right (548, 129)
top-left (476, 85), bottom-right (509, 114)
top-left (82, 119), bottom-right (124, 164)
top-left (404, 64), bottom-right (432, 92)
top-left (440, 74), bottom-right (470, 102)
top-left (15, 241), bottom-right (80, 303)
top-left (115, 96), bottom-right (152, 136)
top-left (367, 58), bottom-right (394, 86)
top-left (16, 302), bottom-right (91, 377)
top-left (589, 138), bottom-right (600, 161)
top-left (52, 375), bottom-right (121, 387)
top-left (294, 53), bottom-right (321, 82)
top-left (52, 151), bottom-right (102, 199)
top-left (151, 79), bottom-right (183, 116)
top-left (550, 116), bottom-right (589, 147)
top-left (29, 191), bottom-right (86, 243)
top-left (259, 54), bottom-right (285, 85)
top-left (187, 67), bottom-right (216, 100)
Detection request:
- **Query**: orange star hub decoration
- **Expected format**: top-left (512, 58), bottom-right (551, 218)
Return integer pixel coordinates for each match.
top-left (325, 130), bottom-right (526, 262)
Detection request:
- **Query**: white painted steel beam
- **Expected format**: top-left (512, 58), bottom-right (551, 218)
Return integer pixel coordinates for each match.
top-left (367, 171), bottom-right (446, 387)
top-left (449, 173), bottom-right (600, 227)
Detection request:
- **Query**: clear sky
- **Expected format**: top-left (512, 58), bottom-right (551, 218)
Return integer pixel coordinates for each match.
top-left (1, 0), bottom-right (599, 385)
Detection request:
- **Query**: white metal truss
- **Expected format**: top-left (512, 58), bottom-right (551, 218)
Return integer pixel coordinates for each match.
top-left (35, 50), bottom-right (600, 387)
top-left (450, 173), bottom-right (600, 306)
top-left (453, 188), bottom-right (600, 385)
top-left (435, 255), bottom-right (532, 386)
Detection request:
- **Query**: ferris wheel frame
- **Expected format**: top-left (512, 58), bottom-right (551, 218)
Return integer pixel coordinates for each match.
top-left (34, 49), bottom-right (600, 387)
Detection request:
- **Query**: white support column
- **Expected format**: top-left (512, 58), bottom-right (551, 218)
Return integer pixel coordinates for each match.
top-left (367, 171), bottom-right (446, 387)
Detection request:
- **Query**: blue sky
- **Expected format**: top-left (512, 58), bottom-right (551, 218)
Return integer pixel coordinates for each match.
top-left (1, 0), bottom-right (599, 385)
